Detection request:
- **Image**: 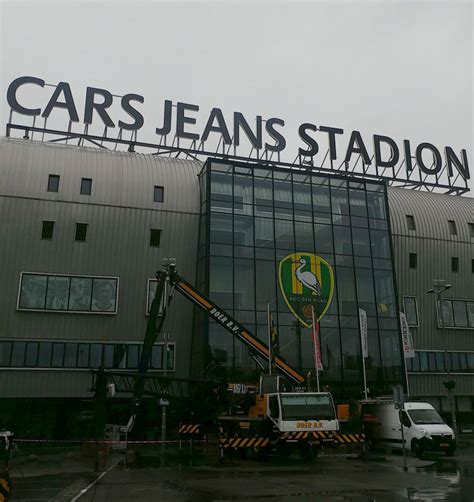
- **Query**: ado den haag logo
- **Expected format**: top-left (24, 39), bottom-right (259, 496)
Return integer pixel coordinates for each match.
top-left (279, 253), bottom-right (334, 328)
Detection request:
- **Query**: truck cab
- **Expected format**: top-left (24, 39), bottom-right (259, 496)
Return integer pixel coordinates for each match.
top-left (267, 392), bottom-right (339, 433)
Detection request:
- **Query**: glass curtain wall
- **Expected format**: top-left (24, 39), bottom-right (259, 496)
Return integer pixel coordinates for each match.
top-left (195, 159), bottom-right (404, 397)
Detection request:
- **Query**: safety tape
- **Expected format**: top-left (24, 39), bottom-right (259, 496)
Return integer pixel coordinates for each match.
top-left (178, 424), bottom-right (200, 434)
top-left (219, 437), bottom-right (270, 449)
top-left (12, 439), bottom-right (206, 445)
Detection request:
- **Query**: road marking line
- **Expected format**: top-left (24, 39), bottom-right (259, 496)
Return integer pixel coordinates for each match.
top-left (71, 458), bottom-right (121, 501)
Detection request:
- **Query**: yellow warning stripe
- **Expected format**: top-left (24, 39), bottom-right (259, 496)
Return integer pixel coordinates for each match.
top-left (179, 424), bottom-right (200, 434)
top-left (178, 282), bottom-right (212, 309)
top-left (0, 479), bottom-right (10, 492)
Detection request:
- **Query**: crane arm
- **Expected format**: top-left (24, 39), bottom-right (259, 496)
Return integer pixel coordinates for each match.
top-left (168, 266), bottom-right (305, 385)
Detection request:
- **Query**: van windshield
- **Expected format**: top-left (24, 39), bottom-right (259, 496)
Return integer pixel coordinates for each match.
top-left (280, 394), bottom-right (335, 420)
top-left (407, 409), bottom-right (445, 425)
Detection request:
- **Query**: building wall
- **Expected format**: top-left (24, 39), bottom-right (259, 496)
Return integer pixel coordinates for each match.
top-left (0, 138), bottom-right (202, 396)
top-left (388, 187), bottom-right (474, 403)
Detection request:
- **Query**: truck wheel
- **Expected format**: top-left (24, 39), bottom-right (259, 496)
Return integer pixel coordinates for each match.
top-left (446, 446), bottom-right (456, 457)
top-left (411, 440), bottom-right (423, 459)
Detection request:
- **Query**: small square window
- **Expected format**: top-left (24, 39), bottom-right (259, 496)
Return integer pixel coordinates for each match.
top-left (469, 223), bottom-right (474, 238)
top-left (448, 220), bottom-right (457, 235)
top-left (150, 229), bottom-right (162, 247)
top-left (406, 215), bottom-right (416, 231)
top-left (41, 221), bottom-right (55, 239)
top-left (81, 178), bottom-right (92, 196)
top-left (409, 253), bottom-right (417, 269)
top-left (75, 223), bottom-right (88, 242)
top-left (154, 186), bottom-right (164, 203)
top-left (47, 174), bottom-right (60, 192)
top-left (451, 257), bottom-right (459, 273)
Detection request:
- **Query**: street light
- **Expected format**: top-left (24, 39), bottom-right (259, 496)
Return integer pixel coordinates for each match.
top-left (427, 279), bottom-right (458, 437)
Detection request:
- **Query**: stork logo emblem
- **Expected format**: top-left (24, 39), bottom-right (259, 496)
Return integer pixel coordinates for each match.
top-left (278, 252), bottom-right (334, 328)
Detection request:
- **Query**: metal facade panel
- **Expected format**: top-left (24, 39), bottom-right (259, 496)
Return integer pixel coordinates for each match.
top-left (0, 138), bottom-right (202, 388)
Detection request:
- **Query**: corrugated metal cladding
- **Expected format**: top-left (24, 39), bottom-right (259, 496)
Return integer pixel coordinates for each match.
top-left (0, 137), bottom-right (203, 396)
top-left (409, 374), bottom-right (474, 397)
top-left (387, 187), bottom-right (474, 397)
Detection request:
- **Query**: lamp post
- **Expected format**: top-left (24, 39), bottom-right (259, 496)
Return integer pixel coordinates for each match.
top-left (427, 279), bottom-right (458, 437)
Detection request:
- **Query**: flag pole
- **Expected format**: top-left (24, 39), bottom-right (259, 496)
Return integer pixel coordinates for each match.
top-left (267, 302), bottom-right (272, 375)
top-left (311, 306), bottom-right (320, 392)
top-left (358, 308), bottom-right (368, 400)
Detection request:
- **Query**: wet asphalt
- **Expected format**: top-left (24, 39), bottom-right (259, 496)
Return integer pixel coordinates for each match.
top-left (8, 444), bottom-right (474, 501)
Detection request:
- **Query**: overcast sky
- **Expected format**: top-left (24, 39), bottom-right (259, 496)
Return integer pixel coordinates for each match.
top-left (1, 0), bottom-right (472, 195)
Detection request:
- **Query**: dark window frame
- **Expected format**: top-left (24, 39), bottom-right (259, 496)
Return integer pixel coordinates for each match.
top-left (150, 228), bottom-right (162, 247)
top-left (80, 178), bottom-right (92, 196)
top-left (448, 220), bottom-right (457, 236)
top-left (47, 174), bottom-right (60, 193)
top-left (154, 185), bottom-right (164, 203)
top-left (41, 220), bottom-right (55, 240)
top-left (75, 223), bottom-right (88, 242)
top-left (406, 215), bottom-right (416, 231)
top-left (409, 253), bottom-right (417, 269)
top-left (403, 296), bottom-right (419, 327)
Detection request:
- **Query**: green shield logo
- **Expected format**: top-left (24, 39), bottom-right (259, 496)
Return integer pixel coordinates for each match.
top-left (279, 252), bottom-right (334, 327)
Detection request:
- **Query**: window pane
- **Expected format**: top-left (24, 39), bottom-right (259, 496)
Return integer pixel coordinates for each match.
top-left (149, 228), bottom-right (161, 247)
top-left (91, 279), bottom-right (117, 312)
top-left (210, 213), bottom-right (233, 244)
top-left (370, 229), bottom-right (390, 258)
top-left (428, 352), bottom-right (437, 371)
top-left (234, 258), bottom-right (255, 310)
top-left (25, 342), bottom-right (39, 367)
top-left (374, 270), bottom-right (396, 317)
top-left (51, 343), bottom-right (65, 367)
top-left (166, 344), bottom-right (175, 370)
top-left (19, 274), bottom-right (47, 309)
top-left (254, 178), bottom-right (273, 206)
top-left (234, 215), bottom-right (253, 247)
top-left (349, 190), bottom-right (367, 217)
top-left (294, 221), bottom-right (313, 251)
top-left (81, 178), bottom-right (92, 196)
top-left (312, 185), bottom-right (330, 212)
top-left (451, 352), bottom-right (461, 371)
top-left (41, 221), bottom-right (55, 239)
top-left (355, 269), bottom-right (376, 316)
top-left (366, 192), bottom-right (386, 219)
top-left (435, 352), bottom-right (445, 372)
top-left (153, 185), bottom-right (164, 202)
top-left (11, 342), bottom-right (26, 366)
top-left (453, 301), bottom-right (468, 327)
top-left (439, 300), bottom-right (454, 327)
top-left (274, 180), bottom-right (292, 208)
top-left (151, 345), bottom-right (163, 369)
top-left (293, 183), bottom-right (311, 211)
top-left (127, 345), bottom-right (139, 369)
top-left (404, 297), bottom-right (418, 326)
top-left (256, 260), bottom-right (276, 310)
top-left (77, 344), bottom-right (90, 368)
top-left (113, 345), bottom-right (127, 368)
top-left (75, 223), bottom-right (88, 242)
top-left (336, 267), bottom-right (357, 315)
top-left (209, 256), bottom-right (233, 309)
top-left (69, 277), bottom-right (92, 311)
top-left (275, 220), bottom-right (294, 250)
top-left (234, 174), bottom-right (253, 205)
top-left (331, 186), bottom-right (349, 214)
top-left (0, 342), bottom-right (12, 366)
top-left (103, 345), bottom-right (114, 368)
top-left (467, 302), bottom-right (474, 327)
top-left (333, 226), bottom-right (352, 255)
top-left (406, 215), bottom-right (416, 231)
top-left (47, 174), bottom-right (60, 192)
top-left (352, 227), bottom-right (370, 257)
top-left (90, 344), bottom-right (102, 368)
top-left (420, 352), bottom-right (428, 371)
top-left (255, 217), bottom-right (274, 248)
top-left (38, 342), bottom-right (52, 367)
top-left (314, 224), bottom-right (333, 254)
top-left (64, 344), bottom-right (78, 367)
top-left (46, 276), bottom-right (70, 310)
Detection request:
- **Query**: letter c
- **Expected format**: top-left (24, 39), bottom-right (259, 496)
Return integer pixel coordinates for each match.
top-left (7, 76), bottom-right (45, 116)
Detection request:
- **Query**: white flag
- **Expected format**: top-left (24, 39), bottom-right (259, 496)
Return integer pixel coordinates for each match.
top-left (399, 312), bottom-right (415, 358)
top-left (358, 308), bottom-right (368, 358)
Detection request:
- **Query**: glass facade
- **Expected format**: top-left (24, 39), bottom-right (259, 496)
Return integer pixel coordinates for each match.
top-left (195, 159), bottom-right (404, 398)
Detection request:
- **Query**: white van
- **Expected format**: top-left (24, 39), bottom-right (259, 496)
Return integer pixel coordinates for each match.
top-left (361, 400), bottom-right (456, 457)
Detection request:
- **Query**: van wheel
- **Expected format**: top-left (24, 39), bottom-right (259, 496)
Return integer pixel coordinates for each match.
top-left (411, 440), bottom-right (423, 459)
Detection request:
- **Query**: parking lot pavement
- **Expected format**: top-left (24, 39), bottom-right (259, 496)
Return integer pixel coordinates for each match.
top-left (8, 444), bottom-right (474, 501)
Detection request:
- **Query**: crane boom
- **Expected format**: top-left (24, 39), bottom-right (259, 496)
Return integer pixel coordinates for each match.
top-left (168, 266), bottom-right (305, 385)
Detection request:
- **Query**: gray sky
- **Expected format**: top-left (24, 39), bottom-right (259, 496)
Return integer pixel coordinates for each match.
top-left (1, 0), bottom-right (472, 195)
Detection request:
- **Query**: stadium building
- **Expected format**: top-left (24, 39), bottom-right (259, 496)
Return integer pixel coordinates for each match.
top-left (0, 136), bottom-right (472, 436)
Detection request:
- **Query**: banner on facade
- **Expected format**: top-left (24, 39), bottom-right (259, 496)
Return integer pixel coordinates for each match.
top-left (358, 308), bottom-right (368, 358)
top-left (399, 312), bottom-right (415, 358)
